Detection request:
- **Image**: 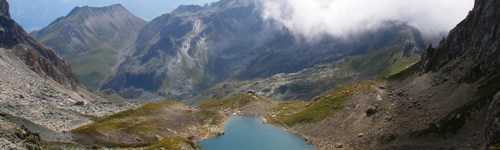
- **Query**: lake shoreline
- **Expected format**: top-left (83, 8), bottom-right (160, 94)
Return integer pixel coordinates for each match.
top-left (199, 115), bottom-right (315, 150)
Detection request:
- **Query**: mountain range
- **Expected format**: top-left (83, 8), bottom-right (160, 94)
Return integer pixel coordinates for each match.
top-left (1, 0), bottom-right (499, 149)
top-left (34, 0), bottom-right (425, 101)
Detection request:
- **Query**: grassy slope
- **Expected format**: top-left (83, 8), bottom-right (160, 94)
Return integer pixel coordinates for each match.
top-left (72, 101), bottom-right (224, 149)
top-left (265, 47), bottom-right (419, 127)
top-left (33, 19), bottom-right (134, 89)
top-left (198, 94), bottom-right (259, 110)
top-left (71, 47), bottom-right (118, 89)
top-left (342, 47), bottom-right (420, 79)
top-left (72, 94), bottom-right (268, 149)
top-left (146, 137), bottom-right (201, 150)
top-left (268, 81), bottom-right (379, 127)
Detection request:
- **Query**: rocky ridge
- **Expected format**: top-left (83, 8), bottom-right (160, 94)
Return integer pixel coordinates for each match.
top-left (32, 4), bottom-right (146, 89)
top-left (195, 40), bottom-right (421, 102)
top-left (0, 0), bottom-right (132, 148)
top-left (0, 0), bottom-right (76, 88)
top-left (0, 116), bottom-right (44, 150)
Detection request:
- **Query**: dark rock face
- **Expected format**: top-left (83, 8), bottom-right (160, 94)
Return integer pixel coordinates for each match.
top-left (103, 0), bottom-right (425, 100)
top-left (389, 0), bottom-right (500, 148)
top-left (0, 0), bottom-right (77, 88)
top-left (422, 0), bottom-right (500, 146)
top-left (423, 0), bottom-right (500, 82)
top-left (0, 0), bottom-right (8, 17)
top-left (32, 4), bottom-right (146, 89)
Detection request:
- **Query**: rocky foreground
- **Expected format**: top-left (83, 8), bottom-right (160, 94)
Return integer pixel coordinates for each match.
top-left (264, 0), bottom-right (500, 149)
top-left (0, 0), bottom-right (133, 148)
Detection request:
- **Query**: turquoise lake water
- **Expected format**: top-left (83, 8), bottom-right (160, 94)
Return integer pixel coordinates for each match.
top-left (199, 116), bottom-right (315, 150)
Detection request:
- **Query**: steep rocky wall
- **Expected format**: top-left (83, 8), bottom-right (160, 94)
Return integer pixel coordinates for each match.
top-left (0, 0), bottom-right (77, 88)
top-left (407, 0), bottom-right (500, 147)
top-left (0, 0), bottom-right (9, 17)
top-left (423, 0), bottom-right (500, 82)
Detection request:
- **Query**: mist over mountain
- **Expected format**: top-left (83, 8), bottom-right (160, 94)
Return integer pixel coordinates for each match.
top-left (262, 0), bottom-right (474, 40)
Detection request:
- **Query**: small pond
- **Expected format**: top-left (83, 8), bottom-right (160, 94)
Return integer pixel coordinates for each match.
top-left (199, 116), bottom-right (315, 150)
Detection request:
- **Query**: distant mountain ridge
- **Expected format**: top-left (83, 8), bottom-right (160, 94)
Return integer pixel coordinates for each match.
top-left (0, 0), bottom-right (9, 17)
top-left (31, 0), bottom-right (427, 101)
top-left (32, 4), bottom-right (146, 89)
top-left (101, 0), bottom-right (425, 100)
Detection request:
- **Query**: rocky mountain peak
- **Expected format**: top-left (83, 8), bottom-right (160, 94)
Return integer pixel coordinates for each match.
top-left (0, 0), bottom-right (9, 17)
top-left (169, 0), bottom-right (258, 16)
top-left (70, 4), bottom-right (126, 13)
top-left (32, 3), bottom-right (145, 53)
top-left (213, 0), bottom-right (258, 8)
top-left (422, 0), bottom-right (499, 82)
top-left (32, 4), bottom-right (146, 89)
top-left (66, 4), bottom-right (132, 20)
top-left (172, 5), bottom-right (204, 14)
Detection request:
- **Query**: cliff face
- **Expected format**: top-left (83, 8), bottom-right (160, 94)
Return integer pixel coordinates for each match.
top-left (423, 0), bottom-right (500, 82)
top-left (0, 0), bottom-right (8, 17)
top-left (419, 0), bottom-right (500, 147)
top-left (0, 0), bottom-right (77, 88)
top-left (32, 4), bottom-right (146, 89)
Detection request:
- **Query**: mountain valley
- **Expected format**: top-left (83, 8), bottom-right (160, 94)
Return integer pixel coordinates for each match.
top-left (1, 0), bottom-right (498, 150)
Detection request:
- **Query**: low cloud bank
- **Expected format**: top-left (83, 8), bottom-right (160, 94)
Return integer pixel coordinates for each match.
top-left (262, 0), bottom-right (474, 40)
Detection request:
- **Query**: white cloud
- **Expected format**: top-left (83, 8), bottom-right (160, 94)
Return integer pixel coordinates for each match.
top-left (261, 0), bottom-right (474, 40)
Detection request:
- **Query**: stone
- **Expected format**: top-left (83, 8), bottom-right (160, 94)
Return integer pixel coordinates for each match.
top-left (73, 101), bottom-right (86, 106)
top-left (385, 116), bottom-right (393, 122)
top-left (335, 143), bottom-right (344, 148)
top-left (358, 133), bottom-right (365, 138)
top-left (366, 106), bottom-right (378, 117)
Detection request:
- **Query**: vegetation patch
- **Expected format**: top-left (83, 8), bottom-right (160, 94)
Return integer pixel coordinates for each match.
top-left (385, 62), bottom-right (421, 81)
top-left (381, 56), bottom-right (420, 79)
top-left (70, 47), bottom-right (118, 89)
top-left (198, 94), bottom-right (259, 110)
top-left (146, 137), bottom-right (200, 150)
top-left (72, 101), bottom-right (224, 148)
top-left (490, 143), bottom-right (500, 150)
top-left (270, 81), bottom-right (378, 127)
top-left (339, 47), bottom-right (420, 80)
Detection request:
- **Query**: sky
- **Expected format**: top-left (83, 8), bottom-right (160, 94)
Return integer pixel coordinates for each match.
top-left (7, 0), bottom-right (218, 31)
top-left (262, 0), bottom-right (474, 40)
top-left (8, 0), bottom-right (474, 40)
